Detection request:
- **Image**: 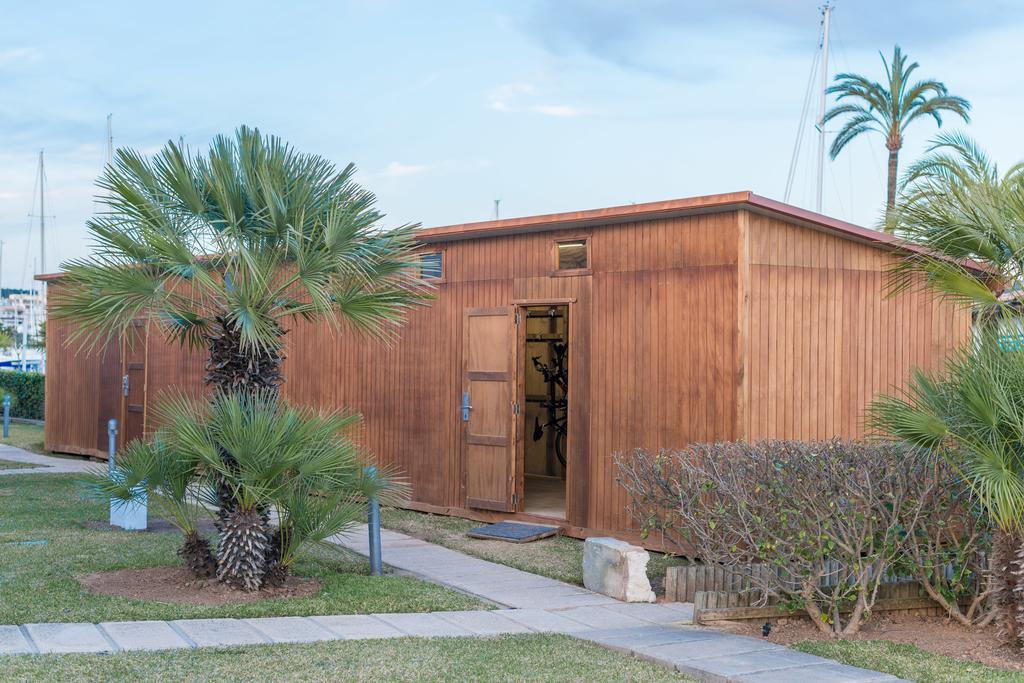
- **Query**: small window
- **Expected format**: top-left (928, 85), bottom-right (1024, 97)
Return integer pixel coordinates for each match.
top-left (420, 252), bottom-right (443, 279)
top-left (555, 240), bottom-right (588, 270)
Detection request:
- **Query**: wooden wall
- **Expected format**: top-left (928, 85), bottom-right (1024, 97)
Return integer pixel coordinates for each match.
top-left (742, 211), bottom-right (972, 441)
top-left (44, 284), bottom-right (123, 457)
top-left (42, 207), bottom-right (971, 540)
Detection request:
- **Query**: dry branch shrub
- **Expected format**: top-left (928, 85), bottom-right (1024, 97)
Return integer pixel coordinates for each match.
top-left (615, 440), bottom-right (989, 636)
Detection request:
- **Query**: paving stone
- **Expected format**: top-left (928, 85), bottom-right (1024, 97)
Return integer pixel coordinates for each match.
top-left (374, 613), bottom-right (474, 637)
top-left (732, 661), bottom-right (904, 682)
top-left (100, 621), bottom-right (190, 651)
top-left (493, 609), bottom-right (593, 633)
top-left (551, 605), bottom-right (650, 629)
top-left (24, 623), bottom-right (112, 653)
top-left (0, 625), bottom-right (33, 654)
top-left (172, 619), bottom-right (269, 647)
top-left (679, 649), bottom-right (839, 679)
top-left (502, 589), bottom-right (618, 609)
top-left (243, 617), bottom-right (336, 643)
top-left (602, 602), bottom-right (694, 625)
top-left (432, 610), bottom-right (533, 635)
top-left (575, 625), bottom-right (707, 653)
top-left (310, 615), bottom-right (405, 639)
top-left (636, 634), bottom-right (782, 666)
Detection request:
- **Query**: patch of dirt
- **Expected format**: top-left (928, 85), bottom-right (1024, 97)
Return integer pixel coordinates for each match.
top-left (713, 612), bottom-right (1024, 672)
top-left (78, 566), bottom-right (321, 605)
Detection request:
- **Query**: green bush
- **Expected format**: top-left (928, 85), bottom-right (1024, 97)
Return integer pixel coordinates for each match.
top-left (0, 371), bottom-right (44, 420)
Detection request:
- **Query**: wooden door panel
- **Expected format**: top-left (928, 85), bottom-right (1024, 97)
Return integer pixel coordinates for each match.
top-left (120, 321), bottom-right (147, 447)
top-left (463, 307), bottom-right (515, 511)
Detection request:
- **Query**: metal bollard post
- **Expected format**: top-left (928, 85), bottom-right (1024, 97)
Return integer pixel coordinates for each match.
top-left (2, 395), bottom-right (9, 439)
top-left (107, 419), bottom-right (117, 475)
top-left (365, 466), bottom-right (383, 576)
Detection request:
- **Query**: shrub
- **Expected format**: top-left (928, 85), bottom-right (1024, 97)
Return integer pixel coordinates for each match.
top-left (88, 390), bottom-right (407, 591)
top-left (615, 440), bottom-right (944, 637)
top-left (0, 370), bottom-right (45, 420)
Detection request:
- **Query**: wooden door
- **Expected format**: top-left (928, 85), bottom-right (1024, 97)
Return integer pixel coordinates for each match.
top-left (463, 307), bottom-right (517, 511)
top-left (120, 320), bottom-right (148, 447)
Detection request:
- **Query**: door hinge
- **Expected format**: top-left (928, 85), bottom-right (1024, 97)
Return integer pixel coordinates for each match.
top-left (512, 494), bottom-right (518, 507)
top-left (514, 311), bottom-right (521, 325)
top-left (122, 374), bottom-right (129, 397)
top-left (512, 401), bottom-right (520, 415)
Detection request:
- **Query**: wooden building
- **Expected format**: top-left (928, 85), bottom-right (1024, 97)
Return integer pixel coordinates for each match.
top-left (41, 192), bottom-right (972, 542)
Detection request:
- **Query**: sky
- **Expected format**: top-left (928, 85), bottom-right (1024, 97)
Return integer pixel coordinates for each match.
top-left (0, 0), bottom-right (1021, 290)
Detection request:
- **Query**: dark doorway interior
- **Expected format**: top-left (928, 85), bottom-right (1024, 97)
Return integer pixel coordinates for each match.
top-left (522, 305), bottom-right (568, 519)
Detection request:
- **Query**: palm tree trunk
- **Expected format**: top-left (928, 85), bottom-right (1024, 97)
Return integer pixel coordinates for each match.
top-left (991, 530), bottom-right (1024, 646)
top-left (885, 145), bottom-right (900, 214)
top-left (204, 314), bottom-right (287, 590)
top-left (203, 314), bottom-right (285, 397)
top-left (178, 531), bottom-right (216, 578)
top-left (216, 505), bottom-right (270, 591)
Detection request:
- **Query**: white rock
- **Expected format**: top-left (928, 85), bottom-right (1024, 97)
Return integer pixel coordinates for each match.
top-left (582, 537), bottom-right (656, 603)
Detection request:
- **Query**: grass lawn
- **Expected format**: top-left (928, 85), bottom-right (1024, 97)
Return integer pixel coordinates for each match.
top-left (794, 640), bottom-right (1024, 683)
top-left (0, 474), bottom-right (485, 624)
top-left (382, 507), bottom-right (685, 591)
top-left (1, 423), bottom-right (48, 455)
top-left (0, 458), bottom-right (40, 470)
top-left (0, 634), bottom-right (687, 682)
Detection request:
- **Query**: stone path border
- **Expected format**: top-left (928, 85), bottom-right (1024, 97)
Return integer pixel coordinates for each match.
top-left (1, 606), bottom-right (900, 682)
top-left (1, 455), bottom-right (903, 681)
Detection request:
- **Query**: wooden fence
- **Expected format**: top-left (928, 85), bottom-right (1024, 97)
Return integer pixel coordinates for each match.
top-left (666, 564), bottom-right (957, 623)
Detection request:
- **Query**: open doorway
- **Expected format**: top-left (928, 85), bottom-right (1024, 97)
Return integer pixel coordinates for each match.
top-left (522, 305), bottom-right (568, 519)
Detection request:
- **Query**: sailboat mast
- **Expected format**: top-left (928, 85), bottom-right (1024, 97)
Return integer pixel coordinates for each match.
top-left (815, 3), bottom-right (832, 213)
top-left (106, 113), bottom-right (113, 164)
top-left (38, 150), bottom-right (45, 277)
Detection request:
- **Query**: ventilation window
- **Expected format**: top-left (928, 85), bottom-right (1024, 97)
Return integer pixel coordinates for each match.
top-left (420, 252), bottom-right (443, 279)
top-left (555, 240), bottom-right (588, 270)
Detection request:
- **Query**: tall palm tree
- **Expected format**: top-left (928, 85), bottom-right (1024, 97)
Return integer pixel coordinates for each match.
top-left (56, 127), bottom-right (431, 588)
top-left (823, 45), bottom-right (971, 220)
top-left (54, 126), bottom-right (431, 394)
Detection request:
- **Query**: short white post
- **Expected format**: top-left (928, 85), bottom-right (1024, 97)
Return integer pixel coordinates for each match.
top-left (108, 418), bottom-right (147, 530)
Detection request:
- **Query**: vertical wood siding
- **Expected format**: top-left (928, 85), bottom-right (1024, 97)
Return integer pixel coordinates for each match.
top-left (743, 211), bottom-right (971, 441)
top-left (42, 207), bottom-right (969, 539)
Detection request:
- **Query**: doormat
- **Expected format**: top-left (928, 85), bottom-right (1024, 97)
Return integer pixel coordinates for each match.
top-left (466, 521), bottom-right (561, 543)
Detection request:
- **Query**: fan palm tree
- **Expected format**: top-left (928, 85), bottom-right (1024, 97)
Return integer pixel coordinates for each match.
top-left (868, 334), bottom-right (1024, 644)
top-left (58, 127), bottom-right (430, 588)
top-left (886, 133), bottom-right (1024, 321)
top-left (823, 45), bottom-right (971, 220)
top-left (91, 390), bottom-right (402, 590)
top-left (53, 126), bottom-right (431, 394)
top-left (872, 136), bottom-right (1024, 643)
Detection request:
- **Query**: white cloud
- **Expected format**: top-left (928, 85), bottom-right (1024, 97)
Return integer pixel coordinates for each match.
top-left (488, 83), bottom-right (582, 117)
top-left (0, 47), bottom-right (39, 68)
top-left (489, 83), bottom-right (536, 112)
top-left (379, 162), bottom-right (433, 178)
top-left (530, 104), bottom-right (581, 117)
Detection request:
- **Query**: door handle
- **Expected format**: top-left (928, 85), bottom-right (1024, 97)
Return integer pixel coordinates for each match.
top-left (122, 374), bottom-right (129, 397)
top-left (461, 392), bottom-right (472, 422)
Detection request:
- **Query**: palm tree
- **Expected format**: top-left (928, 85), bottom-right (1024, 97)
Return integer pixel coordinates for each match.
top-left (887, 133), bottom-right (1024, 319)
top-left (868, 335), bottom-right (1024, 644)
top-left (823, 45), bottom-right (971, 219)
top-left (872, 136), bottom-right (1024, 643)
top-left (92, 390), bottom-right (404, 590)
top-left (58, 127), bottom-right (431, 588)
top-left (53, 126), bottom-right (431, 394)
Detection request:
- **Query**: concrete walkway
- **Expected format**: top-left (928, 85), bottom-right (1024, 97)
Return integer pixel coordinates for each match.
top-left (1, 464), bottom-right (901, 681)
top-left (0, 445), bottom-right (95, 476)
